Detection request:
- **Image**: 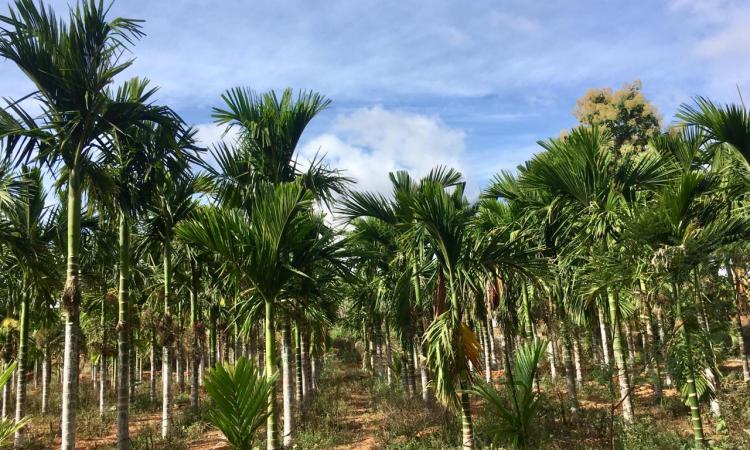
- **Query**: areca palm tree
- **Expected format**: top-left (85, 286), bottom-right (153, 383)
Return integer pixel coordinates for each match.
top-left (177, 181), bottom-right (318, 450)
top-left (0, 2), bottom-right (175, 446)
top-left (142, 171), bottom-right (199, 439)
top-left (203, 87), bottom-right (348, 448)
top-left (106, 78), bottom-right (195, 449)
top-left (510, 126), bottom-right (672, 421)
top-left (629, 131), bottom-right (750, 448)
top-left (678, 98), bottom-right (750, 384)
top-left (0, 167), bottom-right (59, 447)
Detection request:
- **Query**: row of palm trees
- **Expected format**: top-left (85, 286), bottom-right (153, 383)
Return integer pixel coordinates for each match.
top-left (0, 1), bottom-right (346, 449)
top-left (340, 107), bottom-right (750, 448)
top-left (2, 1), bottom-right (750, 450)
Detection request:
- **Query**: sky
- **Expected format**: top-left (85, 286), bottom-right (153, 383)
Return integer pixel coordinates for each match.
top-left (2, 0), bottom-right (750, 196)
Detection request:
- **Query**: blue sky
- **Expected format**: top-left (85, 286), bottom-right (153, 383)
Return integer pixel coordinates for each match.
top-left (2, 0), bottom-right (749, 195)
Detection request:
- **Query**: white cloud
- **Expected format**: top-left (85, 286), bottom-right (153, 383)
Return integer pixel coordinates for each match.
top-left (193, 123), bottom-right (239, 148)
top-left (668, 0), bottom-right (750, 100)
top-left (692, 9), bottom-right (750, 58)
top-left (299, 106), bottom-right (467, 195)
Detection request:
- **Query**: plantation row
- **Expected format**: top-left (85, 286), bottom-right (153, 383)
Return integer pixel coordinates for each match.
top-left (2, 0), bottom-right (750, 449)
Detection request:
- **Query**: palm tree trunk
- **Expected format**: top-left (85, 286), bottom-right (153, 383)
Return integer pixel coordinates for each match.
top-left (486, 314), bottom-right (498, 371)
top-left (727, 264), bottom-right (750, 382)
top-left (149, 331), bottom-right (156, 402)
top-left (281, 319), bottom-right (293, 448)
top-left (209, 307), bottom-right (217, 368)
top-left (642, 292), bottom-right (663, 402)
top-left (406, 339), bottom-right (417, 396)
top-left (264, 300), bottom-right (279, 450)
top-left (294, 324), bottom-right (303, 407)
top-left (607, 288), bottom-right (634, 422)
top-left (374, 322), bottom-right (383, 378)
top-left (161, 239), bottom-right (172, 439)
top-left (99, 355), bottom-right (106, 417)
top-left (482, 324), bottom-right (492, 383)
top-left (189, 260), bottom-right (199, 410)
top-left (547, 340), bottom-right (558, 380)
top-left (573, 335), bottom-right (583, 388)
top-left (459, 377), bottom-right (474, 449)
top-left (1, 361), bottom-right (8, 420)
top-left (116, 214), bottom-right (130, 450)
top-left (129, 331), bottom-right (135, 401)
top-left (176, 342), bottom-right (184, 394)
top-left (312, 354), bottom-right (321, 392)
top-left (560, 316), bottom-right (579, 414)
top-left (161, 346), bottom-right (171, 439)
top-left (384, 321), bottom-right (393, 386)
top-left (61, 172), bottom-right (82, 450)
top-left (597, 304), bottom-right (611, 367)
top-left (41, 348), bottom-right (50, 415)
top-left (301, 329), bottom-right (311, 402)
top-left (99, 285), bottom-right (107, 419)
top-left (673, 282), bottom-right (705, 449)
top-left (14, 286), bottom-right (29, 448)
top-left (521, 283), bottom-right (534, 341)
top-left (400, 350), bottom-right (409, 394)
top-left (656, 307), bottom-right (672, 387)
top-left (624, 321), bottom-right (636, 374)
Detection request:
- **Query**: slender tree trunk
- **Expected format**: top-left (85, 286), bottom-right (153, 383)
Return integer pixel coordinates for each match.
top-left (656, 307), bottom-right (672, 387)
top-left (116, 214), bottom-right (130, 450)
top-left (312, 355), bottom-right (321, 392)
top-left (294, 324), bottom-right (303, 407)
top-left (189, 260), bottom-right (199, 410)
top-left (209, 307), bottom-right (218, 368)
top-left (459, 377), bottom-right (474, 449)
top-left (176, 342), bottom-right (184, 394)
top-left (642, 291), bottom-right (663, 402)
top-left (14, 286), bottom-right (29, 448)
top-left (486, 314), bottom-right (498, 371)
top-left (407, 339), bottom-right (417, 396)
top-left (597, 304), bottom-right (611, 367)
top-left (265, 301), bottom-right (279, 450)
top-left (547, 340), bottom-right (558, 380)
top-left (61, 173), bottom-right (82, 450)
top-left (735, 303), bottom-right (750, 383)
top-left (608, 289), bottom-right (634, 422)
top-left (727, 264), bottom-right (750, 382)
top-left (41, 349), bottom-right (50, 415)
top-left (624, 321), bottom-right (636, 375)
top-left (161, 346), bottom-right (171, 439)
top-left (368, 337), bottom-right (375, 375)
top-left (129, 330), bottom-right (135, 402)
top-left (384, 320), bottom-right (393, 386)
top-left (522, 283), bottom-right (534, 341)
top-left (301, 329), bottom-right (311, 402)
top-left (281, 319), bottom-right (293, 448)
top-left (401, 351), bottom-right (409, 394)
top-left (99, 355), bottom-right (106, 417)
top-left (374, 322), bottom-right (383, 378)
top-left (33, 359), bottom-right (37, 392)
top-left (149, 331), bottom-right (156, 402)
top-left (673, 282), bottom-right (705, 449)
top-left (482, 324), bottom-right (492, 383)
top-left (573, 335), bottom-right (583, 388)
top-left (161, 239), bottom-right (172, 439)
top-left (561, 319), bottom-right (579, 414)
top-left (1, 360), bottom-right (8, 420)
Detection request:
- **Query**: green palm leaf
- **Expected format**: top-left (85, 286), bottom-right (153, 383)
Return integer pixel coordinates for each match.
top-left (204, 357), bottom-right (277, 450)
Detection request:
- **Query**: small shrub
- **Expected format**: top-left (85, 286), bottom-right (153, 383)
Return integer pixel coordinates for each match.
top-left (615, 418), bottom-right (689, 450)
